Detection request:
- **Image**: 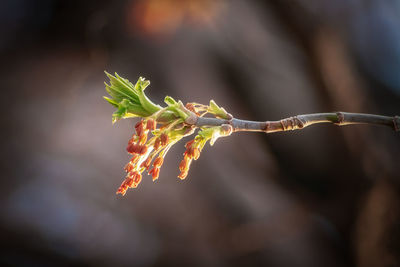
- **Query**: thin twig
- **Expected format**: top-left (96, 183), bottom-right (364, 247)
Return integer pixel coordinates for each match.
top-left (193, 112), bottom-right (400, 133)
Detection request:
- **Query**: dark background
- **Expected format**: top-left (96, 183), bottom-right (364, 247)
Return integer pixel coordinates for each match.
top-left (1, 0), bottom-right (400, 266)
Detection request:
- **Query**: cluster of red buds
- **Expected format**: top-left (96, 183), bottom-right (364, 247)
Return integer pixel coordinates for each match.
top-left (116, 116), bottom-right (212, 195)
top-left (116, 119), bottom-right (171, 195)
top-left (115, 118), bottom-right (233, 195)
top-left (178, 139), bottom-right (201, 179)
top-left (115, 118), bottom-right (234, 195)
top-left (105, 74), bottom-right (234, 195)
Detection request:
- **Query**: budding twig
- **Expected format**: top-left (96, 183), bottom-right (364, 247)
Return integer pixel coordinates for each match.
top-left (104, 73), bottom-right (399, 194)
top-left (193, 112), bottom-right (400, 133)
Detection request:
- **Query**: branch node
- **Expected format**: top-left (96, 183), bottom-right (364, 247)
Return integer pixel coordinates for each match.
top-left (221, 124), bottom-right (233, 136)
top-left (336, 112), bottom-right (345, 124)
top-left (394, 115), bottom-right (400, 132)
top-left (279, 116), bottom-right (305, 131)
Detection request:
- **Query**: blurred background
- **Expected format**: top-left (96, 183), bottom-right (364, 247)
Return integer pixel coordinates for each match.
top-left (1, 0), bottom-right (400, 266)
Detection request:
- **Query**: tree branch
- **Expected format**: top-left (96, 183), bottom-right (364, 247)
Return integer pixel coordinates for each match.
top-left (105, 73), bottom-right (400, 193)
top-left (194, 112), bottom-right (400, 133)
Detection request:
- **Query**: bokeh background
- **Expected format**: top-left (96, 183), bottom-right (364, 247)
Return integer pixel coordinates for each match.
top-left (1, 0), bottom-right (400, 266)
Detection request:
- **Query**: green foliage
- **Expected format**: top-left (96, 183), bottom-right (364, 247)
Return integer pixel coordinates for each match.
top-left (208, 100), bottom-right (230, 119)
top-left (104, 72), bottom-right (162, 123)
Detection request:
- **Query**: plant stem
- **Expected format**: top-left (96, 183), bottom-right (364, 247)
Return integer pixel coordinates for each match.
top-left (194, 112), bottom-right (400, 133)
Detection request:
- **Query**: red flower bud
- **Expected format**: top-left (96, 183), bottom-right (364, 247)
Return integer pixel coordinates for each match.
top-left (135, 120), bottom-right (143, 130)
top-left (192, 148), bottom-right (200, 160)
top-left (154, 138), bottom-right (161, 150)
top-left (135, 120), bottom-right (144, 137)
top-left (116, 187), bottom-right (127, 196)
top-left (185, 103), bottom-right (200, 116)
top-left (128, 136), bottom-right (136, 145)
top-left (140, 157), bottom-right (152, 169)
top-left (185, 139), bottom-right (195, 149)
top-left (116, 180), bottom-right (130, 195)
top-left (126, 178), bottom-right (134, 188)
top-left (124, 163), bottom-right (134, 173)
top-left (146, 119), bottom-right (157, 131)
top-left (128, 170), bottom-right (136, 178)
top-left (178, 171), bottom-right (188, 180)
top-left (149, 168), bottom-right (160, 180)
top-left (130, 154), bottom-right (139, 163)
top-left (139, 145), bottom-right (148, 155)
top-left (126, 143), bottom-right (138, 154)
top-left (153, 157), bottom-right (164, 168)
top-left (184, 147), bottom-right (199, 159)
top-left (160, 133), bottom-right (169, 146)
top-left (179, 156), bottom-right (190, 171)
top-left (188, 147), bottom-right (195, 158)
top-left (133, 172), bottom-right (142, 185)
